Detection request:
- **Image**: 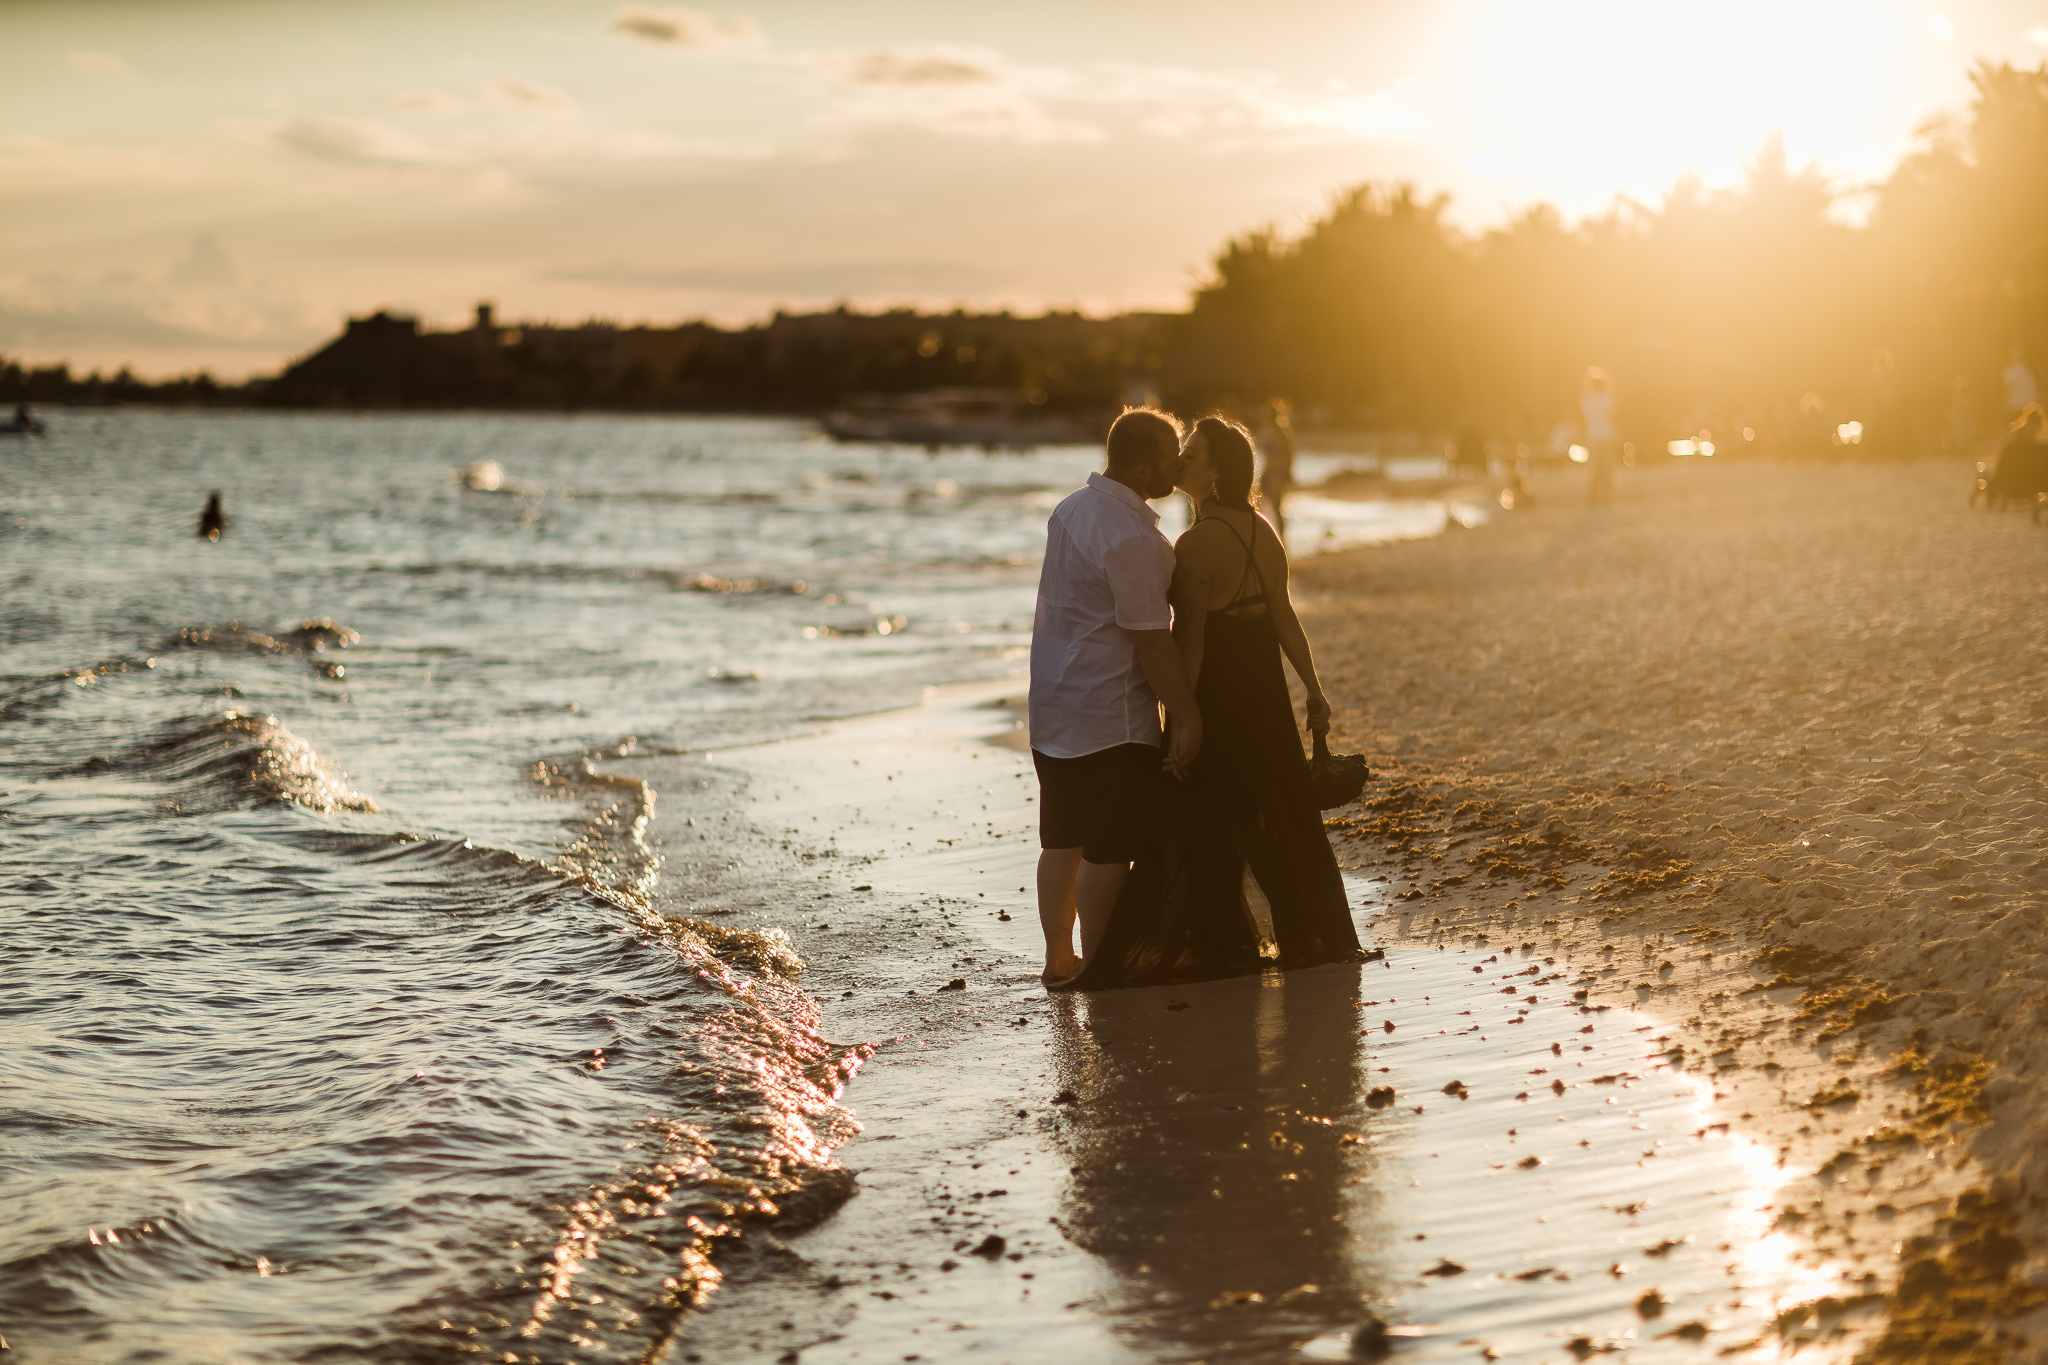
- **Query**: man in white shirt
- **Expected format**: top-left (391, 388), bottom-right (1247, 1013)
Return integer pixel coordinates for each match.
top-left (1580, 367), bottom-right (1617, 507)
top-left (2005, 351), bottom-right (2038, 417)
top-left (1029, 408), bottom-right (1203, 985)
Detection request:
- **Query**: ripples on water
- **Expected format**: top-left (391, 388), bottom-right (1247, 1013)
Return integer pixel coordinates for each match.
top-left (0, 413), bottom-right (1469, 1361)
top-left (0, 413), bottom-right (1092, 1362)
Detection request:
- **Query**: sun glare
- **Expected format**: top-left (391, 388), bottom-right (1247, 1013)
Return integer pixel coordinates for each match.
top-left (1455, 0), bottom-right (1914, 213)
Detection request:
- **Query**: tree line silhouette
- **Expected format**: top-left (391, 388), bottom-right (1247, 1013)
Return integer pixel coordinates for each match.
top-left (1166, 60), bottom-right (2048, 456)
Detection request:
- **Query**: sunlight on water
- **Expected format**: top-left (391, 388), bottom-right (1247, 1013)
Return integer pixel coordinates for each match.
top-left (0, 411), bottom-right (1481, 1362)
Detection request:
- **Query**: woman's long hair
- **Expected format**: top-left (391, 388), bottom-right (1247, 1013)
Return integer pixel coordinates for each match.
top-left (1194, 415), bottom-right (1258, 512)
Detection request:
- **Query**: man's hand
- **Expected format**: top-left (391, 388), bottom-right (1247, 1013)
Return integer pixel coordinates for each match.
top-left (1165, 711), bottom-right (1202, 779)
top-left (1129, 628), bottom-right (1202, 778)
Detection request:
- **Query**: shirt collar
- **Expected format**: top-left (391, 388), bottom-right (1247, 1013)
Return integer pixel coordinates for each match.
top-left (1086, 470), bottom-right (1161, 525)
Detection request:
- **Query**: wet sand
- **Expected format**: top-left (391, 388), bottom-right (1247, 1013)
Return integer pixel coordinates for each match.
top-left (605, 724), bottom-right (1922, 1355)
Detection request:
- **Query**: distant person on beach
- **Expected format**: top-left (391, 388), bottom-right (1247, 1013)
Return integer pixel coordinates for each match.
top-left (1254, 400), bottom-right (1296, 542)
top-left (1055, 415), bottom-right (1360, 990)
top-left (1581, 368), bottom-right (1618, 507)
top-left (1028, 408), bottom-right (1203, 985)
top-left (198, 492), bottom-right (226, 542)
top-left (2005, 351), bottom-right (2038, 418)
top-left (6, 402), bottom-right (42, 435)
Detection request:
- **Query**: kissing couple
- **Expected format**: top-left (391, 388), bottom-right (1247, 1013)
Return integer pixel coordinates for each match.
top-left (1029, 407), bottom-right (1361, 990)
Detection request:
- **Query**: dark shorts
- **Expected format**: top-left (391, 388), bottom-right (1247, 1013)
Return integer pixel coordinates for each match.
top-left (1032, 742), bottom-right (1165, 865)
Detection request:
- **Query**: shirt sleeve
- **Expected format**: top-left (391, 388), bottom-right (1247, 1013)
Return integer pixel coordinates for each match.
top-left (1102, 532), bottom-right (1173, 631)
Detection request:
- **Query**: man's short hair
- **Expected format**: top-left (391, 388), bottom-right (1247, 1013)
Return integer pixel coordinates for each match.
top-left (1105, 407), bottom-right (1184, 472)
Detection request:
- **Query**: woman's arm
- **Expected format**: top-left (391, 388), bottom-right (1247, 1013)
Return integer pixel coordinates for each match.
top-left (1262, 520), bottom-right (1332, 733)
top-left (1169, 533), bottom-right (1212, 690)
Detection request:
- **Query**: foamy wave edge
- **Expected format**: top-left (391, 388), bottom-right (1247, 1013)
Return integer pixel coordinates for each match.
top-left (142, 709), bottom-right (379, 815)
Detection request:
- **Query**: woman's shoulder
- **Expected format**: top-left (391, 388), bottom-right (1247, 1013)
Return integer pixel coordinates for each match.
top-left (1175, 516), bottom-right (1235, 549)
top-left (1251, 509), bottom-right (1290, 564)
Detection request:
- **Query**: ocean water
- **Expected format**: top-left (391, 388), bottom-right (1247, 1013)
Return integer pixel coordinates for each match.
top-left (0, 412), bottom-right (1475, 1363)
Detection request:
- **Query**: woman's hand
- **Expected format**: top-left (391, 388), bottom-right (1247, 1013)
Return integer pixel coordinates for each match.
top-left (1305, 690), bottom-right (1332, 735)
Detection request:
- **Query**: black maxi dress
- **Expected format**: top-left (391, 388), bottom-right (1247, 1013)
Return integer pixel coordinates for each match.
top-left (1058, 514), bottom-right (1360, 990)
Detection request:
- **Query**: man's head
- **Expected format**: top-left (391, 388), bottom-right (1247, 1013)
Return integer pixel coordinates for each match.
top-left (1104, 407), bottom-right (1185, 499)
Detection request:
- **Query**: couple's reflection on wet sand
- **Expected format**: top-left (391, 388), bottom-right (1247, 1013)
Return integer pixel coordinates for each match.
top-left (1047, 962), bottom-right (1389, 1360)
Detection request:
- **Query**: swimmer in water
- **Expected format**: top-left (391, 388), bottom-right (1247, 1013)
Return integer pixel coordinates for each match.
top-left (198, 492), bottom-right (226, 542)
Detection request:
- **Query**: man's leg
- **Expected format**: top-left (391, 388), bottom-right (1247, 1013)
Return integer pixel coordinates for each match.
top-left (1037, 846), bottom-right (1084, 983)
top-left (1073, 856), bottom-right (1129, 963)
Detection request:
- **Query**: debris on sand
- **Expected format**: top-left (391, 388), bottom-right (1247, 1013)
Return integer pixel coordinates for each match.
top-left (1348, 1312), bottom-right (1392, 1360)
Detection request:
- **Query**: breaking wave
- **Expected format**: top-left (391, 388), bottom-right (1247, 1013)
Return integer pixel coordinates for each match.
top-left (131, 709), bottom-right (380, 814)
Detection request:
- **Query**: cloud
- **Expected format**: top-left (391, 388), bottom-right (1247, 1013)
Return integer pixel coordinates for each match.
top-left (811, 48), bottom-right (1101, 144)
top-left (254, 109), bottom-right (767, 184)
top-left (272, 115), bottom-right (452, 167)
top-left (0, 251), bottom-right (318, 375)
top-left (569, 128), bottom-right (771, 161)
top-left (486, 78), bottom-right (578, 114)
top-left (168, 235), bottom-right (237, 290)
top-left (800, 48), bottom-right (1418, 150)
top-left (841, 52), bottom-right (1000, 87)
top-left (1081, 64), bottom-right (1429, 149)
top-left (2030, 26), bottom-right (2048, 46)
top-left (0, 134), bottom-right (193, 193)
top-left (612, 5), bottom-right (761, 49)
top-left (391, 88), bottom-right (472, 115)
top-left (551, 258), bottom-right (1008, 296)
top-left (67, 50), bottom-right (128, 75)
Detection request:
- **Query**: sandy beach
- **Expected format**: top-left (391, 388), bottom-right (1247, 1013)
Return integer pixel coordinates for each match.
top-left (583, 453), bottom-right (2048, 1363)
top-left (1303, 456), bottom-right (2048, 1360)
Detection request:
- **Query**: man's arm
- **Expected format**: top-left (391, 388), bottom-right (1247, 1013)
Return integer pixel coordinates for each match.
top-left (1169, 533), bottom-right (1211, 694)
top-left (1130, 628), bottom-right (1201, 778)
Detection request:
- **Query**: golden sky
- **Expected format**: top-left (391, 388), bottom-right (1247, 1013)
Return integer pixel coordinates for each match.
top-left (7, 0), bottom-right (2047, 377)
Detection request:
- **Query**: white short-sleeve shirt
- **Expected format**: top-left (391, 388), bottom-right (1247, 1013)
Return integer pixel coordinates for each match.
top-left (1028, 472), bottom-right (1175, 758)
top-left (1580, 391), bottom-right (1616, 443)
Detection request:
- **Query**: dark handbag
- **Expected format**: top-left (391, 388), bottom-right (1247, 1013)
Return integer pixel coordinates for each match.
top-left (1307, 730), bottom-right (1370, 809)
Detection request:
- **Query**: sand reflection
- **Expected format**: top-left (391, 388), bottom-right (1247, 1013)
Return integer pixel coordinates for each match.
top-left (1047, 964), bottom-right (1380, 1358)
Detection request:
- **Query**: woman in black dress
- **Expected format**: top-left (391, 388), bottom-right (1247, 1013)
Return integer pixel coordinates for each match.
top-left (1059, 416), bottom-right (1359, 988)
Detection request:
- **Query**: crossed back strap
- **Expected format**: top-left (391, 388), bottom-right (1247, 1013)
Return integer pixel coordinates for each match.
top-left (1209, 514), bottom-right (1269, 615)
